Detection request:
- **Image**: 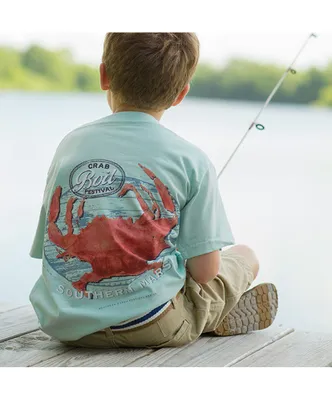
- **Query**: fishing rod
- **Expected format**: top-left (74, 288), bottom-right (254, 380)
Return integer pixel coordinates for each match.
top-left (217, 32), bottom-right (317, 180)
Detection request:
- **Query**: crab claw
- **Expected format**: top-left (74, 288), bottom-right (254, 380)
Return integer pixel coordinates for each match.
top-left (138, 164), bottom-right (175, 213)
top-left (49, 186), bottom-right (62, 223)
top-left (139, 163), bottom-right (156, 180)
top-left (118, 183), bottom-right (135, 198)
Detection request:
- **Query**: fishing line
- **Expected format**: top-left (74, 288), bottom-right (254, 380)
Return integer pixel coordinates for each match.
top-left (217, 33), bottom-right (317, 180)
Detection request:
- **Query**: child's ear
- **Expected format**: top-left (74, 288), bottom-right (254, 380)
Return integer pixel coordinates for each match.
top-left (172, 84), bottom-right (190, 107)
top-left (100, 63), bottom-right (110, 91)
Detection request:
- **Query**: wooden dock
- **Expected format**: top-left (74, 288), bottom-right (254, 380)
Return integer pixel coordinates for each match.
top-left (1, 303), bottom-right (332, 367)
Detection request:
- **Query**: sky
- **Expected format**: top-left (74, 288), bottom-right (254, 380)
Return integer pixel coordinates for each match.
top-left (1, 32), bottom-right (331, 69)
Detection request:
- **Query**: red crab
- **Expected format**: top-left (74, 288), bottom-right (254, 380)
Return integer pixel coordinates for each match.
top-left (48, 164), bottom-right (178, 292)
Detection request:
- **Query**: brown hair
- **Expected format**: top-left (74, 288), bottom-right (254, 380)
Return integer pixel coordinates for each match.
top-left (102, 33), bottom-right (200, 110)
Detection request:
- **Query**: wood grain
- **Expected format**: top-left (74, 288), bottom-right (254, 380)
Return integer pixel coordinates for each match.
top-left (0, 330), bottom-right (71, 367)
top-left (0, 303), bottom-right (22, 313)
top-left (232, 331), bottom-right (332, 367)
top-left (0, 305), bottom-right (39, 343)
top-left (1, 301), bottom-right (331, 367)
top-left (33, 346), bottom-right (154, 367)
top-left (128, 326), bottom-right (293, 367)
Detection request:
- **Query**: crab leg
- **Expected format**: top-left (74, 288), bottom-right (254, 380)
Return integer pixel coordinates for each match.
top-left (49, 186), bottom-right (62, 223)
top-left (48, 186), bottom-right (66, 247)
top-left (72, 272), bottom-right (104, 292)
top-left (65, 197), bottom-right (76, 235)
top-left (75, 198), bottom-right (85, 227)
top-left (118, 183), bottom-right (154, 219)
top-left (48, 186), bottom-right (82, 249)
top-left (138, 164), bottom-right (175, 213)
top-left (77, 198), bottom-right (85, 218)
top-left (140, 184), bottom-right (161, 219)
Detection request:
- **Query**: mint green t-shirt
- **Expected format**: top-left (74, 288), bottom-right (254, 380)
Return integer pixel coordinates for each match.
top-left (29, 111), bottom-right (234, 341)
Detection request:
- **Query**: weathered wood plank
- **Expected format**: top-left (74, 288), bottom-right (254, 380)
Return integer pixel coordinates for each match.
top-left (0, 303), bottom-right (21, 313)
top-left (0, 305), bottom-right (39, 343)
top-left (128, 326), bottom-right (293, 367)
top-left (33, 346), bottom-right (154, 367)
top-left (0, 330), bottom-right (72, 367)
top-left (232, 331), bottom-right (332, 367)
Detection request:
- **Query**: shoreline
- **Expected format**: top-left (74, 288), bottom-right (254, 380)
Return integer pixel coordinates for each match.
top-left (1, 90), bottom-right (331, 109)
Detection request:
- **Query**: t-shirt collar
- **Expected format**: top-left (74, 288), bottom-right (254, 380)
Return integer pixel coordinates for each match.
top-left (109, 111), bottom-right (159, 124)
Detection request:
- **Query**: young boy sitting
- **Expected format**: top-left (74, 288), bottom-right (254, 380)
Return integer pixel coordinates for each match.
top-left (29, 33), bottom-right (278, 348)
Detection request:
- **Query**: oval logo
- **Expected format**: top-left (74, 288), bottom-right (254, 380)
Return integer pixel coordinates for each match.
top-left (69, 159), bottom-right (126, 198)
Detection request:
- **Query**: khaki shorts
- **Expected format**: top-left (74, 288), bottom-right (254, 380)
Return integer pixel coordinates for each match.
top-left (63, 249), bottom-right (254, 348)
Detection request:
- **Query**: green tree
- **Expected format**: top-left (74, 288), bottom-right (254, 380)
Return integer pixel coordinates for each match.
top-left (21, 45), bottom-right (75, 89)
top-left (74, 64), bottom-right (99, 91)
top-left (293, 67), bottom-right (327, 104)
top-left (0, 44), bottom-right (331, 108)
top-left (190, 64), bottom-right (223, 98)
top-left (316, 85), bottom-right (332, 106)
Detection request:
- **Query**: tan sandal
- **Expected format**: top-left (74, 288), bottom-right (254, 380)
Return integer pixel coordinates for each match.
top-left (215, 283), bottom-right (278, 336)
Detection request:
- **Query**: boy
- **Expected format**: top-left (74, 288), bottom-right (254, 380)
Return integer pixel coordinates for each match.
top-left (30, 33), bottom-right (278, 348)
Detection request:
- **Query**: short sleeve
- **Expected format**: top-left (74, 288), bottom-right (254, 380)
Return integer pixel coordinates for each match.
top-left (177, 162), bottom-right (235, 259)
top-left (30, 205), bottom-right (46, 259)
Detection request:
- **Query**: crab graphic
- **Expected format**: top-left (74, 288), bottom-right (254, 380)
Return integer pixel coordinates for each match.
top-left (48, 164), bottom-right (178, 292)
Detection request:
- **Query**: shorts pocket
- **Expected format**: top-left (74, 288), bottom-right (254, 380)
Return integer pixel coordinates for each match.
top-left (149, 319), bottom-right (192, 349)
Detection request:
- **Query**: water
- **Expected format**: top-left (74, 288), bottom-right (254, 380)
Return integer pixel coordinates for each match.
top-left (1, 92), bottom-right (332, 333)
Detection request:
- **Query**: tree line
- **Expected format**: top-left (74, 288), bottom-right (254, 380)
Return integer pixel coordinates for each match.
top-left (1, 45), bottom-right (332, 106)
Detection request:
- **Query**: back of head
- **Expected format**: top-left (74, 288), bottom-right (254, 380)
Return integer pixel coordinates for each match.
top-left (102, 33), bottom-right (200, 111)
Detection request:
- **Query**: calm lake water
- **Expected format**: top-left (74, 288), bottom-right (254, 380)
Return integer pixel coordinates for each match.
top-left (1, 92), bottom-right (332, 333)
